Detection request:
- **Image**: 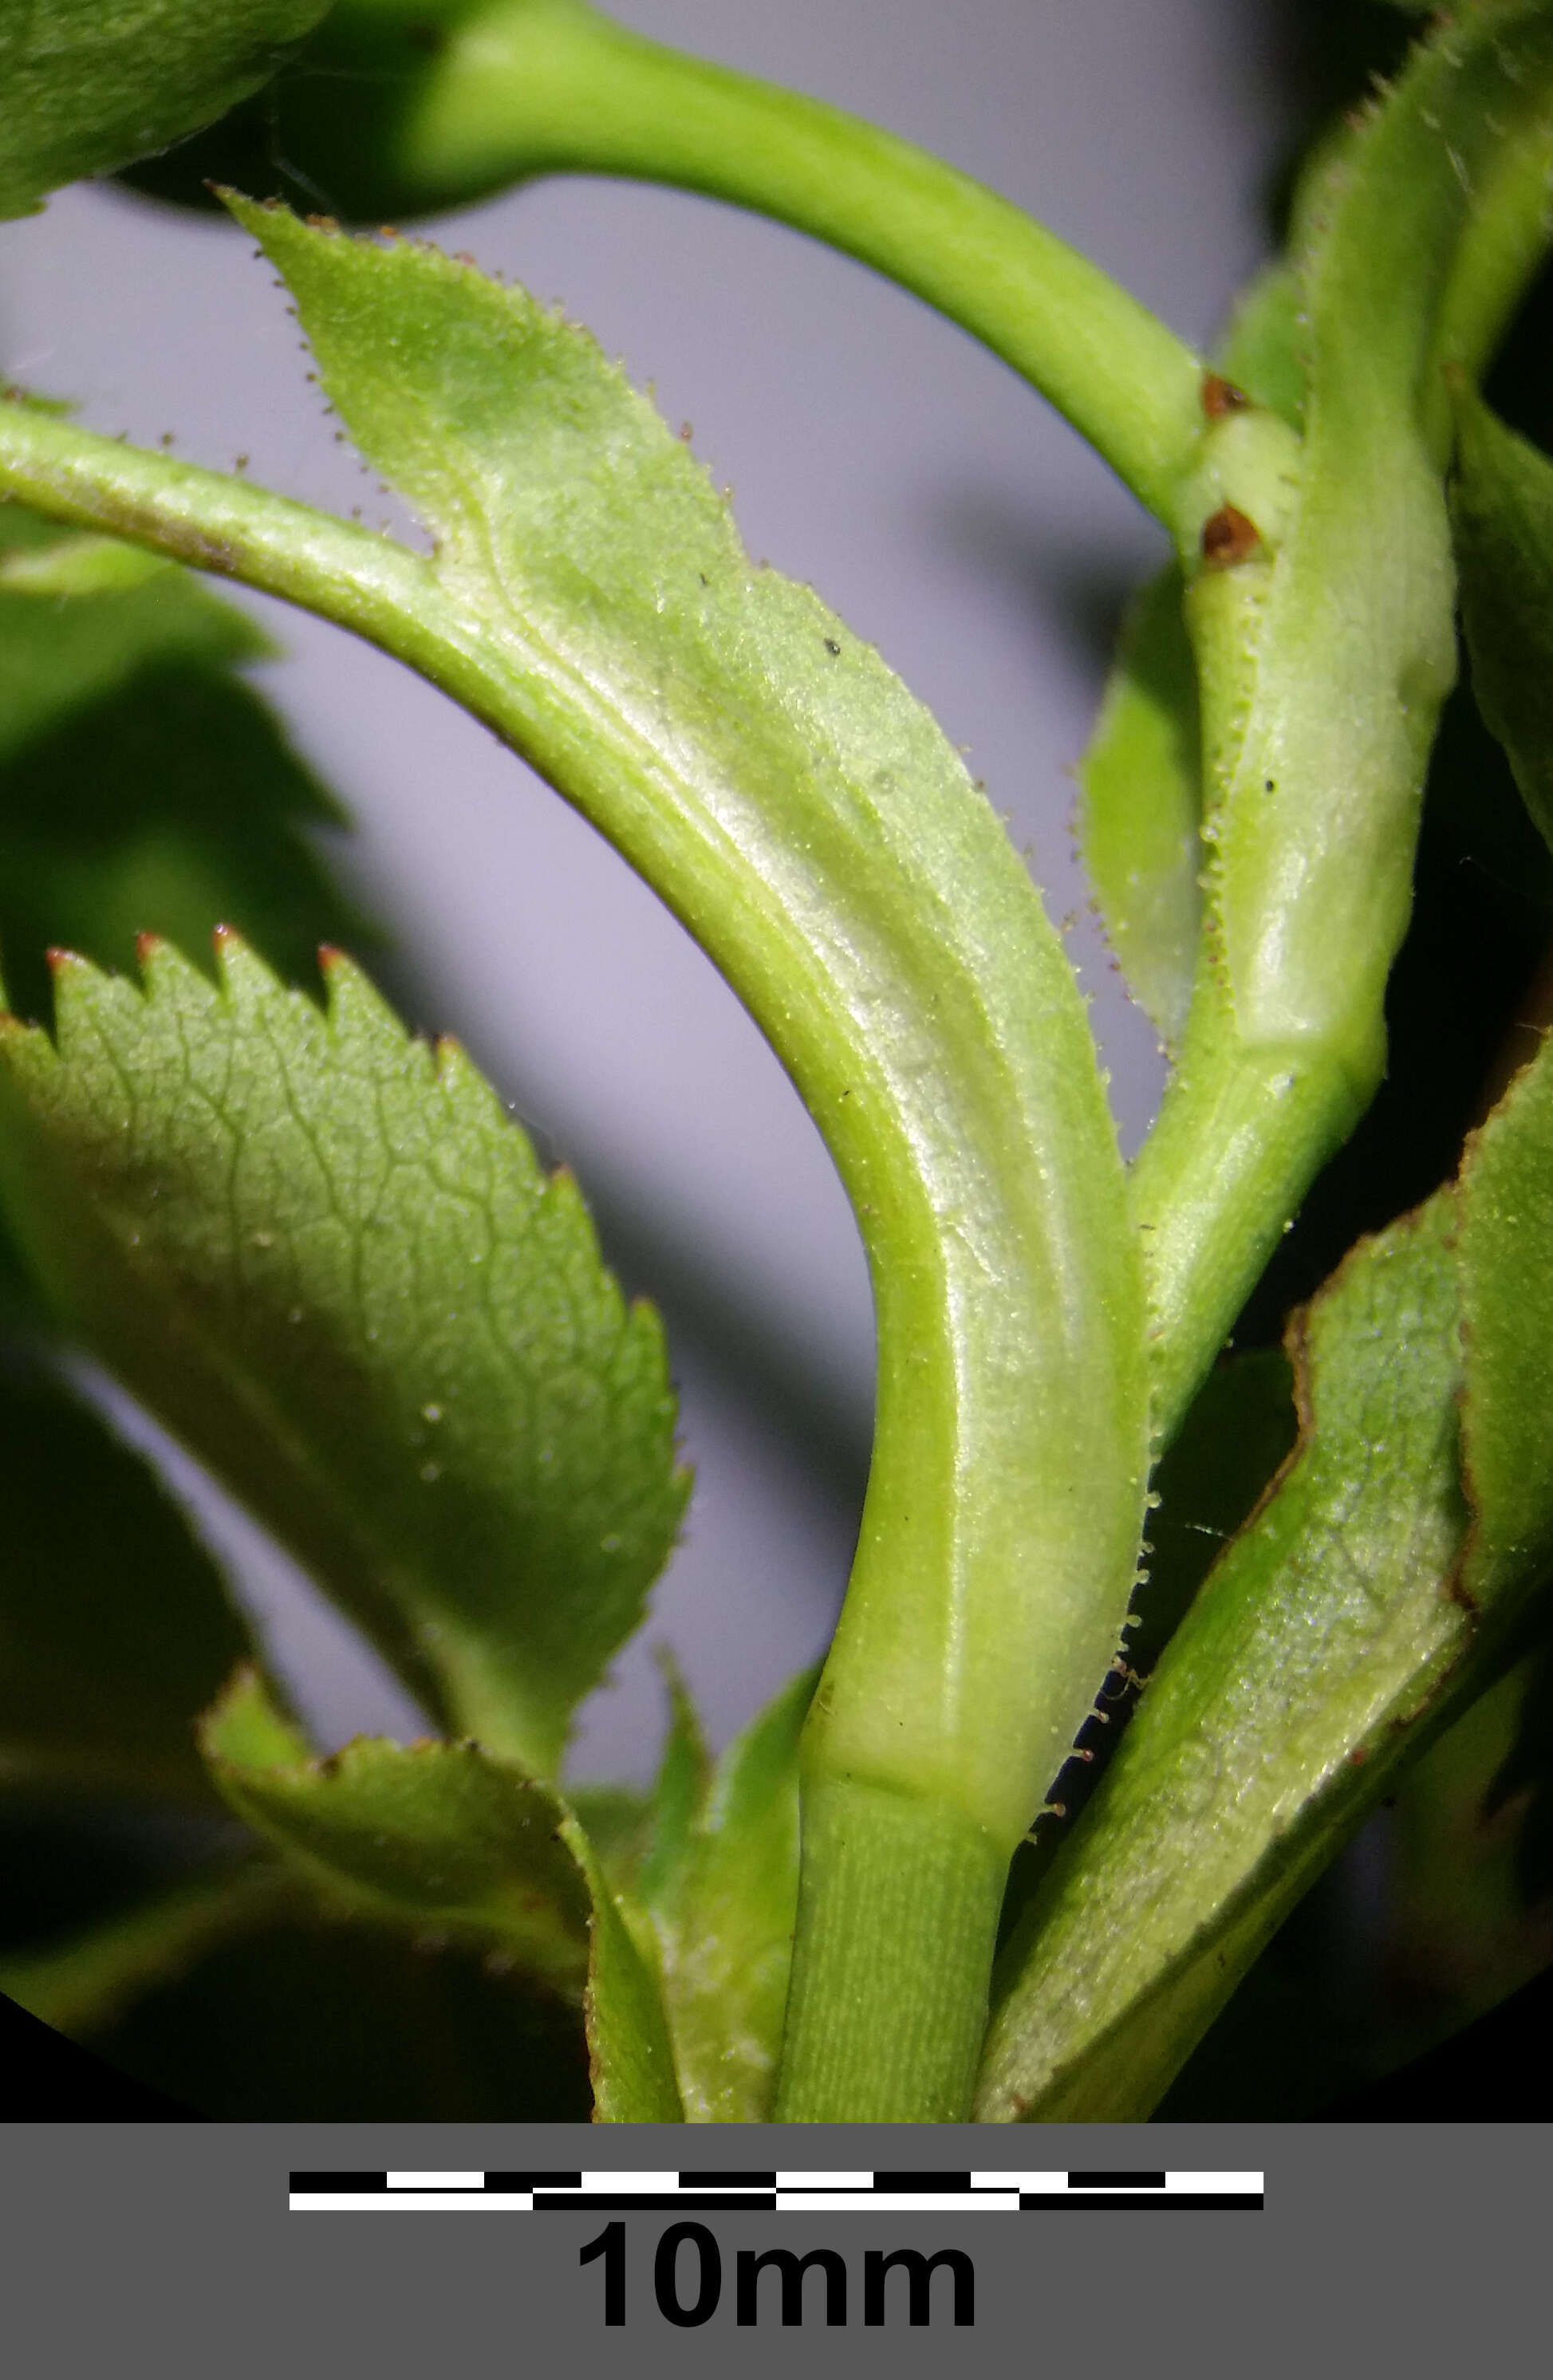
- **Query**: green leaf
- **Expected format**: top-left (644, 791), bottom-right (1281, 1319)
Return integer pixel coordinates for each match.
top-left (635, 1655), bottom-right (711, 1920)
top-left (1077, 565), bottom-right (1201, 1054)
top-left (1213, 262), bottom-right (1307, 433)
top-left (200, 1667), bottom-right (590, 1992)
top-left (652, 1664), bottom-right (814, 2123)
top-left (0, 0), bottom-right (331, 218)
top-left (1457, 1027), bottom-right (1553, 1600)
top-left (564, 1817), bottom-right (684, 2122)
top-left (0, 933), bottom-right (688, 1775)
top-left (978, 1194), bottom-right (1472, 2120)
top-left (1450, 388), bottom-right (1553, 863)
top-left (0, 1356), bottom-right (259, 1802)
top-left (0, 505), bottom-right (368, 1030)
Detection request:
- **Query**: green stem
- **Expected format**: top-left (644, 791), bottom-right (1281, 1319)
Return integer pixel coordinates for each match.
top-left (0, 289), bottom-right (1148, 2118)
top-left (772, 1779), bottom-right (1005, 2122)
top-left (301, 0), bottom-right (1205, 522)
top-left (1134, 6), bottom-right (1553, 1448)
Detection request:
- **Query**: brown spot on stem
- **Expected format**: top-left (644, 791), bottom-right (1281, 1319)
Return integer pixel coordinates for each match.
top-left (1201, 504), bottom-right (1261, 568)
top-left (1202, 372), bottom-right (1250, 419)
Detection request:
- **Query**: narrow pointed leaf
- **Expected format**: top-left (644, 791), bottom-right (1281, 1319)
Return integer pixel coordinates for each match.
top-left (1451, 388), bottom-right (1553, 862)
top-left (563, 1818), bottom-right (684, 2122)
top-left (0, 934), bottom-right (687, 1775)
top-left (978, 1196), bottom-right (1472, 2121)
top-left (635, 1659), bottom-right (711, 1920)
top-left (200, 1669), bottom-right (590, 1992)
top-left (1077, 565), bottom-right (1201, 1052)
top-left (652, 1664), bottom-right (814, 2122)
top-left (0, 0), bottom-right (330, 217)
top-left (0, 1358), bottom-right (258, 1802)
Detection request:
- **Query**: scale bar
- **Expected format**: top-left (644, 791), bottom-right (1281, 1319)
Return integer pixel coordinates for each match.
top-left (290, 2169), bottom-right (1263, 2215)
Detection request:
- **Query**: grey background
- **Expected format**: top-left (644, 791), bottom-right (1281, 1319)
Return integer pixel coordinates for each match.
top-left (0, 0), bottom-right (1296, 1781)
top-left (2, 2121), bottom-right (1543, 2377)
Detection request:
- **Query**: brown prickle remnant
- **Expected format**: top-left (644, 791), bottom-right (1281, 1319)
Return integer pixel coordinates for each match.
top-left (1200, 503), bottom-right (1260, 569)
top-left (1201, 372), bottom-right (1250, 420)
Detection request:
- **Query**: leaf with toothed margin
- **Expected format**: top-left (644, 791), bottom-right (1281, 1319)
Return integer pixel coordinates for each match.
top-left (980, 1026), bottom-right (1553, 2122)
top-left (199, 1667), bottom-right (591, 1993)
top-left (1076, 565), bottom-right (1201, 1054)
top-left (978, 1194), bottom-right (1473, 2121)
top-left (645, 1662), bottom-right (816, 2122)
top-left (0, 1), bottom-right (332, 218)
top-left (0, 932), bottom-right (688, 1779)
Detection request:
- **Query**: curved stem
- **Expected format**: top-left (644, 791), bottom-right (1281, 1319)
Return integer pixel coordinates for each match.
top-left (298, 0), bottom-right (1206, 522)
top-left (1134, 6), bottom-right (1553, 1449)
top-left (0, 277), bottom-right (1149, 2116)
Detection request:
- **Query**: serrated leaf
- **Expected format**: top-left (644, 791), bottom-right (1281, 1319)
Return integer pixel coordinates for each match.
top-left (1077, 565), bottom-right (1201, 1053)
top-left (0, 0), bottom-right (330, 218)
top-left (1457, 1030), bottom-right (1553, 1598)
top-left (0, 933), bottom-right (688, 1775)
top-left (652, 1664), bottom-right (815, 2123)
top-left (0, 1356), bottom-right (259, 1802)
top-left (978, 1196), bottom-right (1472, 2121)
top-left (564, 1818), bottom-right (684, 2122)
top-left (635, 1656), bottom-right (711, 1920)
top-left (200, 1668), bottom-right (590, 1992)
top-left (0, 503), bottom-right (367, 1030)
top-left (1451, 388), bottom-right (1553, 863)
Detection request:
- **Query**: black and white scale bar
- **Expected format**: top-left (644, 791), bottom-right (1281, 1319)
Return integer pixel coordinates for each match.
top-left (290, 2169), bottom-right (1262, 2214)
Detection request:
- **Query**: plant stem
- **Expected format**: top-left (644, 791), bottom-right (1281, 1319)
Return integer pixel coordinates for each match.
top-left (0, 298), bottom-right (1149, 2120)
top-left (305, 0), bottom-right (1205, 522)
top-left (1134, 6), bottom-right (1553, 1448)
top-left (772, 1778), bottom-right (1005, 2122)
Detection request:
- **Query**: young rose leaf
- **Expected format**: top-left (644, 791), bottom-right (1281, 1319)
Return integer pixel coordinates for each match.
top-left (0, 1357), bottom-right (260, 1803)
top-left (1077, 565), bottom-right (1201, 1054)
top-left (978, 1195), bottom-right (1472, 2121)
top-left (1450, 388), bottom-right (1553, 865)
top-left (0, 504), bottom-right (368, 1030)
top-left (564, 1818), bottom-right (684, 2122)
top-left (0, 934), bottom-right (687, 1775)
top-left (648, 1663), bottom-right (815, 2123)
top-left (634, 1657), bottom-right (711, 1921)
top-left (200, 1667), bottom-right (590, 1992)
top-left (0, 0), bottom-right (330, 218)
